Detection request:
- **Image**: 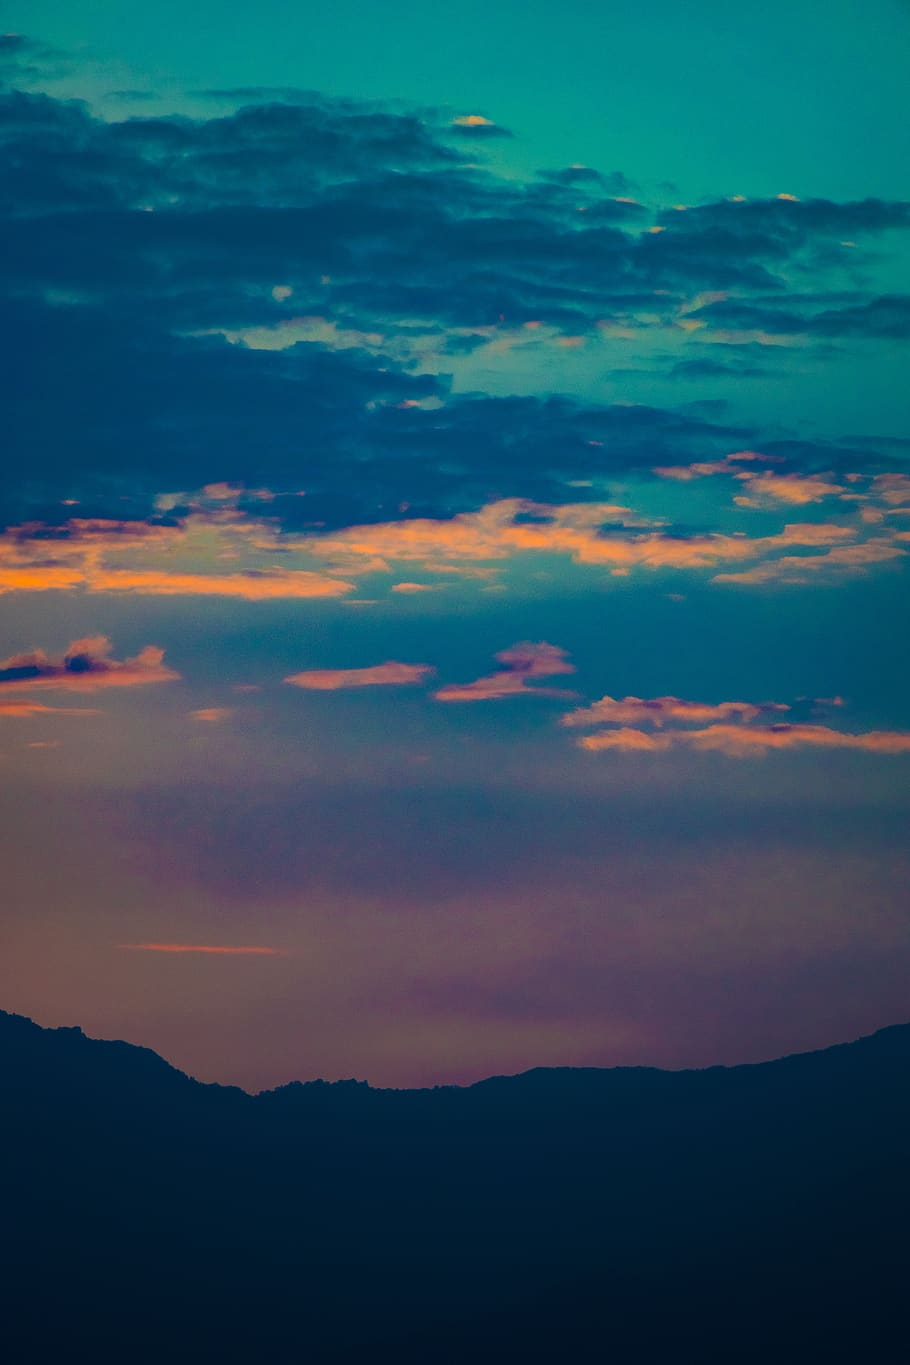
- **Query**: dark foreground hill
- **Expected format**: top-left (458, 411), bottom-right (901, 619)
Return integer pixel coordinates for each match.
top-left (2, 1011), bottom-right (908, 1363)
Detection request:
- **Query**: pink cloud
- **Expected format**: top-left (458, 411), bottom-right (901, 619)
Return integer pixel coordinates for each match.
top-left (0, 699), bottom-right (101, 717)
top-left (870, 473), bottom-right (910, 506)
top-left (119, 943), bottom-right (283, 955)
top-left (285, 662), bottom-right (435, 690)
top-left (562, 695), bottom-right (787, 729)
top-left (578, 722), bottom-right (910, 757)
top-left (653, 452), bottom-right (776, 481)
top-left (435, 641), bottom-right (577, 702)
top-left (0, 637), bottom-right (179, 692)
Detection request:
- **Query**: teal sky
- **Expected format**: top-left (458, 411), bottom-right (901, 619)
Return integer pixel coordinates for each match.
top-left (8, 0), bottom-right (910, 200)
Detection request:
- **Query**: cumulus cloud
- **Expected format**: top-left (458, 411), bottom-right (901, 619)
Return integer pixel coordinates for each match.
top-left (434, 642), bottom-right (576, 702)
top-left (285, 662), bottom-right (434, 690)
top-left (0, 637), bottom-right (179, 691)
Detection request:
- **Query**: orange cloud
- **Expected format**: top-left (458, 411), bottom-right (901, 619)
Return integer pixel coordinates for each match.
top-left (434, 641), bottom-right (577, 702)
top-left (189, 707), bottom-right (234, 723)
top-left (653, 452), bottom-right (779, 480)
top-left (87, 568), bottom-right (354, 599)
top-left (578, 726), bottom-right (672, 752)
top-left (653, 457), bottom-right (843, 511)
top-left (714, 540), bottom-right (905, 584)
top-left (312, 498), bottom-right (856, 577)
top-left (870, 474), bottom-right (910, 507)
top-left (0, 564), bottom-right (88, 594)
top-left (118, 943), bottom-right (283, 955)
top-left (0, 517), bottom-right (353, 600)
top-left (0, 518), bottom-right (185, 596)
top-left (0, 637), bottom-right (179, 692)
top-left (579, 723), bottom-right (910, 757)
top-left (732, 471), bottom-right (848, 507)
top-left (285, 662), bottom-right (435, 690)
top-left (0, 699), bottom-right (100, 717)
top-left (562, 695), bottom-right (787, 729)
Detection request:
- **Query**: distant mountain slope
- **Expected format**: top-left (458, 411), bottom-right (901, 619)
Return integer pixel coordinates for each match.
top-left (2, 1010), bottom-right (908, 1364)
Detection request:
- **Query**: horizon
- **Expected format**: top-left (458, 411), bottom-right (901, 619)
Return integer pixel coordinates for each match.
top-left (0, 3), bottom-right (908, 1091)
top-left (5, 1005), bottom-right (908, 1095)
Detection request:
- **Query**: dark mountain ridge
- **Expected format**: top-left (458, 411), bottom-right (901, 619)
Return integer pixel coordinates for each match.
top-left (2, 1009), bottom-right (908, 1363)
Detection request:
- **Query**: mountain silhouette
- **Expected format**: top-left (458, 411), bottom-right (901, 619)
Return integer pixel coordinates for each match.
top-left (2, 1009), bottom-right (908, 1363)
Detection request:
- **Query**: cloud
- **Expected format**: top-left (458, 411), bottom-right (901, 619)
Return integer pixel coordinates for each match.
top-left (562, 695), bottom-right (788, 728)
top-left (564, 686), bottom-right (910, 758)
top-left (2, 63), bottom-right (908, 538)
top-left (434, 641), bottom-right (577, 702)
top-left (0, 637), bottom-right (179, 691)
top-left (871, 473), bottom-right (910, 506)
top-left (713, 540), bottom-right (905, 584)
top-left (118, 943), bottom-right (283, 955)
top-left (285, 662), bottom-right (434, 690)
top-left (688, 293), bottom-right (910, 341)
top-left (578, 723), bottom-right (910, 757)
top-left (731, 471), bottom-right (849, 507)
top-left (0, 699), bottom-right (100, 717)
top-left (450, 114), bottom-right (511, 138)
top-left (312, 496), bottom-right (858, 576)
top-left (86, 567), bottom-right (355, 599)
top-left (189, 707), bottom-right (234, 723)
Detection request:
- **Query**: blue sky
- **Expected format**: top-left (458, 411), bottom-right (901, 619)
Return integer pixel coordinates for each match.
top-left (0, 5), bottom-right (908, 1088)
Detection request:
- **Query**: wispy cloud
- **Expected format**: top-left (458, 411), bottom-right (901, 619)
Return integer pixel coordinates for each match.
top-left (713, 540), bottom-right (905, 584)
top-left (118, 943), bottom-right (284, 955)
top-left (578, 723), bottom-right (910, 757)
top-left (566, 688), bottom-right (910, 758)
top-left (311, 497), bottom-right (860, 579)
top-left (87, 568), bottom-right (354, 599)
top-left (285, 662), bottom-right (434, 690)
top-left (562, 695), bottom-right (788, 728)
top-left (0, 699), bottom-right (100, 717)
top-left (434, 642), bottom-right (576, 702)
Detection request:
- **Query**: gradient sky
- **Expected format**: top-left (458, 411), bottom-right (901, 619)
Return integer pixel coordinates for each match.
top-left (1, 3), bottom-right (908, 1090)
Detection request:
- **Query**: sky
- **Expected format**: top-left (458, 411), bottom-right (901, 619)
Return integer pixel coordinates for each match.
top-left (0, 3), bottom-right (908, 1090)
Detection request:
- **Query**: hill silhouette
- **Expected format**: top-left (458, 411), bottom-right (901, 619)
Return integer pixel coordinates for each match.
top-left (2, 1009), bottom-right (908, 1363)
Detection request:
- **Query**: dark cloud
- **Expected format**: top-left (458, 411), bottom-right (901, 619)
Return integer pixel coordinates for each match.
top-left (1, 53), bottom-right (908, 533)
top-left (657, 196), bottom-right (910, 241)
top-left (670, 356), bottom-right (770, 380)
top-left (691, 293), bottom-right (910, 339)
